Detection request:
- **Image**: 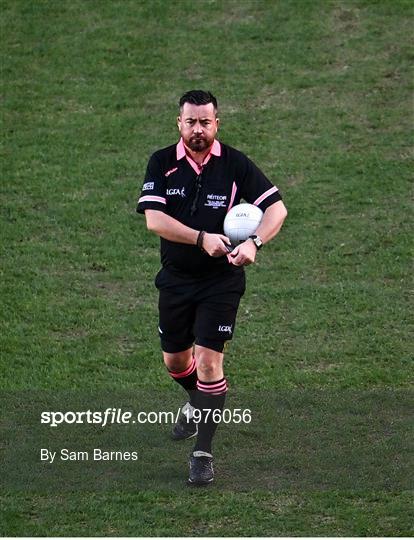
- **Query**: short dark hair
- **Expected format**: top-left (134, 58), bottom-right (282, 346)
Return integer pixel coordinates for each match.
top-left (179, 90), bottom-right (218, 111)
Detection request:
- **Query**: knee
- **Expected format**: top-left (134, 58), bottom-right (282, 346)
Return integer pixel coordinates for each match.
top-left (196, 351), bottom-right (223, 381)
top-left (163, 350), bottom-right (192, 372)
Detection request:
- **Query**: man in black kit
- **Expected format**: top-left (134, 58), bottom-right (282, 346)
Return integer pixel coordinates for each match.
top-left (137, 90), bottom-right (287, 486)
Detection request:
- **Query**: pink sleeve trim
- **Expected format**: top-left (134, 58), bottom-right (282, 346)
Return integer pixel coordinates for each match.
top-left (253, 186), bottom-right (278, 206)
top-left (138, 195), bottom-right (167, 204)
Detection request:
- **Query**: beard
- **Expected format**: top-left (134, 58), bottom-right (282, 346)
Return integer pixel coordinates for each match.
top-left (187, 136), bottom-right (212, 152)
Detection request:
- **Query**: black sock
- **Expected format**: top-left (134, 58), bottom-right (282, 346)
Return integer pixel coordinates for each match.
top-left (167, 354), bottom-right (197, 405)
top-left (193, 378), bottom-right (227, 454)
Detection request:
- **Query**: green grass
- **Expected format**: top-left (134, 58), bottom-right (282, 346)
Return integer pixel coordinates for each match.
top-left (1, 0), bottom-right (413, 536)
top-left (2, 491), bottom-right (413, 537)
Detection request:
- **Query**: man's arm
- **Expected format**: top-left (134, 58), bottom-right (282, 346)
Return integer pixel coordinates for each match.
top-left (145, 210), bottom-right (231, 257)
top-left (229, 200), bottom-right (288, 266)
top-left (254, 199), bottom-right (288, 242)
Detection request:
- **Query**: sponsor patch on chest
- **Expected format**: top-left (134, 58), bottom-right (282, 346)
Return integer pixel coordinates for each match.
top-left (205, 193), bottom-right (227, 209)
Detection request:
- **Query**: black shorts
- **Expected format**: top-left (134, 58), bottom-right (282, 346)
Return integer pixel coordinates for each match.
top-left (155, 267), bottom-right (246, 353)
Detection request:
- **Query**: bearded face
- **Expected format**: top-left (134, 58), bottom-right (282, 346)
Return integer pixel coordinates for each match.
top-left (177, 103), bottom-right (219, 155)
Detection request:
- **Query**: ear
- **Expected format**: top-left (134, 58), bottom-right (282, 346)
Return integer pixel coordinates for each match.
top-left (177, 116), bottom-right (181, 130)
top-left (216, 117), bottom-right (220, 131)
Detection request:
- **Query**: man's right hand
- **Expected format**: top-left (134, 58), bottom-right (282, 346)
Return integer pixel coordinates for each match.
top-left (202, 233), bottom-right (232, 257)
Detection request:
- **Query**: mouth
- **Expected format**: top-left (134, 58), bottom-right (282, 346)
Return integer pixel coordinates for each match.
top-left (188, 137), bottom-right (208, 151)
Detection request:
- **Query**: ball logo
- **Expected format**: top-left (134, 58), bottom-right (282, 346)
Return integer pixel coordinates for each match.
top-left (223, 203), bottom-right (264, 245)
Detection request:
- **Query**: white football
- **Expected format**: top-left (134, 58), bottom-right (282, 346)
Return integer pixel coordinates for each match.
top-left (223, 203), bottom-right (263, 245)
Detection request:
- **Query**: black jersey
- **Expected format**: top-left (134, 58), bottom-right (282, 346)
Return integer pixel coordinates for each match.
top-left (137, 138), bottom-right (282, 277)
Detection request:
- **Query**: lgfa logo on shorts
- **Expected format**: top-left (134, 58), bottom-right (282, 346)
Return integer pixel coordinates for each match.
top-left (218, 325), bottom-right (232, 334)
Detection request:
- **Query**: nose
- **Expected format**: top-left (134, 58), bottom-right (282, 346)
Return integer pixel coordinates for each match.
top-left (193, 122), bottom-right (203, 134)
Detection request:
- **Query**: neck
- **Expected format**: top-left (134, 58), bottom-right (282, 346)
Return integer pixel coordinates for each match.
top-left (184, 142), bottom-right (213, 166)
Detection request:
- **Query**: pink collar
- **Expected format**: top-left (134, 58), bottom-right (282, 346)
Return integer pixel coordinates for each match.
top-left (176, 138), bottom-right (221, 174)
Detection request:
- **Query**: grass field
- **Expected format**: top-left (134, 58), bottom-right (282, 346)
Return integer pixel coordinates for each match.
top-left (1, 0), bottom-right (413, 536)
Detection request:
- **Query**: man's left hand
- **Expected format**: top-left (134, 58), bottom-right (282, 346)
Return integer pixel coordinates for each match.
top-left (228, 239), bottom-right (257, 266)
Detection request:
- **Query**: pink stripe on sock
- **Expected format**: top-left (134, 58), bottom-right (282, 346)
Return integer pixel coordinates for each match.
top-left (197, 379), bottom-right (227, 394)
top-left (198, 385), bottom-right (227, 396)
top-left (170, 356), bottom-right (196, 379)
top-left (197, 379), bottom-right (226, 389)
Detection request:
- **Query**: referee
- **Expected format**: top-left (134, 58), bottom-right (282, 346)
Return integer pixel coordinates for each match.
top-left (137, 90), bottom-right (287, 486)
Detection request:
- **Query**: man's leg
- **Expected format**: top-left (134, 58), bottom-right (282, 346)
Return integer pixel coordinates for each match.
top-left (157, 276), bottom-right (198, 429)
top-left (187, 272), bottom-right (244, 485)
top-left (187, 344), bottom-right (227, 486)
top-left (192, 344), bottom-right (227, 454)
top-left (163, 348), bottom-right (197, 403)
top-left (163, 348), bottom-right (199, 440)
